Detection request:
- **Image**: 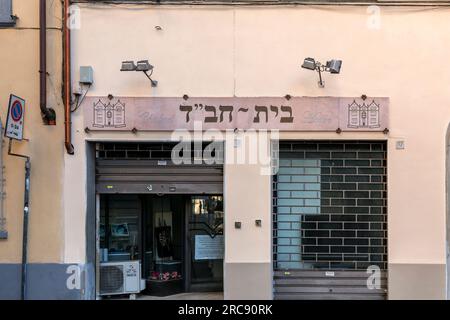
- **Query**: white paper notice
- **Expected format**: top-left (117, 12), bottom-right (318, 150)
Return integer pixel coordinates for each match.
top-left (194, 235), bottom-right (224, 260)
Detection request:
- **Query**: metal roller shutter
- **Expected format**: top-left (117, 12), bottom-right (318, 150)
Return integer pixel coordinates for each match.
top-left (95, 143), bottom-right (223, 194)
top-left (273, 141), bottom-right (388, 300)
top-left (274, 270), bottom-right (387, 300)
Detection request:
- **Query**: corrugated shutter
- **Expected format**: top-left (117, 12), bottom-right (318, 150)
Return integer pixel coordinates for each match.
top-left (273, 141), bottom-right (388, 300)
top-left (95, 142), bottom-right (224, 194)
top-left (96, 159), bottom-right (223, 194)
top-left (274, 270), bottom-right (387, 300)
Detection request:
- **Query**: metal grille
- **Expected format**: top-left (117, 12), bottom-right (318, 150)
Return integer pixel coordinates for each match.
top-left (100, 265), bottom-right (124, 294)
top-left (273, 141), bottom-right (387, 271)
top-left (96, 142), bottom-right (223, 162)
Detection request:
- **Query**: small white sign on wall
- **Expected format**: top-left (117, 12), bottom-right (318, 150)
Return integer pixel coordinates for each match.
top-left (195, 235), bottom-right (224, 260)
top-left (5, 94), bottom-right (25, 141)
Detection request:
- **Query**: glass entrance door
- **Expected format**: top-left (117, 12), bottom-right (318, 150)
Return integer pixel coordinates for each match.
top-left (188, 196), bottom-right (224, 292)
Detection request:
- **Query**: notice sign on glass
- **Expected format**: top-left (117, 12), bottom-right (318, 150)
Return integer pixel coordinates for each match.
top-left (194, 235), bottom-right (224, 260)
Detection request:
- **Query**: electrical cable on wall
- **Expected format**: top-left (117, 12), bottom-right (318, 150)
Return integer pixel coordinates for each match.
top-left (71, 84), bottom-right (92, 113)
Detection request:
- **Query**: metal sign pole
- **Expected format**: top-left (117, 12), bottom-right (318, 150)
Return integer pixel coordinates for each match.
top-left (22, 158), bottom-right (30, 300)
top-left (5, 94), bottom-right (28, 299)
top-left (8, 138), bottom-right (30, 300)
top-left (0, 121), bottom-right (6, 239)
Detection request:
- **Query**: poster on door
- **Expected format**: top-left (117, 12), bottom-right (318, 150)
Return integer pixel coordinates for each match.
top-left (194, 235), bottom-right (224, 260)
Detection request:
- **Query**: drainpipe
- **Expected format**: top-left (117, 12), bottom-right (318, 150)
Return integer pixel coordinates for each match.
top-left (40, 0), bottom-right (56, 125)
top-left (64, 0), bottom-right (74, 154)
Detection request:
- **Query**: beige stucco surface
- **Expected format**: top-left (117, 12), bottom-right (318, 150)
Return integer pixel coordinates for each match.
top-left (0, 0), bottom-right (64, 263)
top-left (64, 4), bottom-right (450, 299)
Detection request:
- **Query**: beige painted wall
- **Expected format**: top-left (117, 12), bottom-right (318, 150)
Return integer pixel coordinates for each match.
top-left (67, 4), bottom-right (450, 298)
top-left (0, 0), bottom-right (64, 263)
top-left (224, 132), bottom-right (272, 263)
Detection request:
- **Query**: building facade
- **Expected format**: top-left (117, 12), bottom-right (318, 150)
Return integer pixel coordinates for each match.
top-left (0, 0), bottom-right (68, 299)
top-left (1, 0), bottom-right (450, 300)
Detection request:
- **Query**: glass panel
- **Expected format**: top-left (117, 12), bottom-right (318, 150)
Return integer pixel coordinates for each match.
top-left (99, 195), bottom-right (140, 262)
top-left (146, 196), bottom-right (184, 283)
top-left (189, 196), bottom-right (224, 290)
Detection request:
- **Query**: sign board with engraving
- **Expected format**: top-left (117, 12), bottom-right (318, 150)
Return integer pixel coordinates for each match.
top-left (83, 96), bottom-right (389, 132)
top-left (5, 94), bottom-right (25, 140)
top-left (194, 235), bottom-right (224, 260)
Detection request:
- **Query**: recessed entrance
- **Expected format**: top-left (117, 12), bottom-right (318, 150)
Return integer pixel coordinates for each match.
top-left (94, 142), bottom-right (224, 299)
top-left (99, 194), bottom-right (224, 297)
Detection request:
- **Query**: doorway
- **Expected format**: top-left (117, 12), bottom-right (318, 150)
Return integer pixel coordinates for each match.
top-left (93, 142), bottom-right (224, 298)
top-left (98, 194), bottom-right (224, 297)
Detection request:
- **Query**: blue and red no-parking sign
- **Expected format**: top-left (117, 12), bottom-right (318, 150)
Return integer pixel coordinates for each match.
top-left (5, 94), bottom-right (25, 140)
top-left (11, 100), bottom-right (23, 122)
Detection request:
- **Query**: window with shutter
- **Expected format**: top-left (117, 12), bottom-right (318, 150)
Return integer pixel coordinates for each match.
top-left (0, 0), bottom-right (15, 27)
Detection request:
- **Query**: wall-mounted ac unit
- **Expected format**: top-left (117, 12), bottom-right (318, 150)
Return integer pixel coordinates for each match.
top-left (99, 261), bottom-right (146, 296)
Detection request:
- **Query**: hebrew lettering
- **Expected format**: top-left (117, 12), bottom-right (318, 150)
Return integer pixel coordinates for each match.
top-left (280, 106), bottom-right (294, 123)
top-left (253, 106), bottom-right (268, 123)
top-left (180, 105), bottom-right (193, 122)
top-left (219, 105), bottom-right (233, 122)
top-left (205, 105), bottom-right (218, 123)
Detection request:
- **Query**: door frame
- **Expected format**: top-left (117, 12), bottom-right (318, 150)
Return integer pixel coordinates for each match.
top-left (446, 125), bottom-right (450, 299)
top-left (185, 194), bottom-right (225, 293)
top-left (184, 197), bottom-right (191, 291)
top-left (90, 141), bottom-right (225, 298)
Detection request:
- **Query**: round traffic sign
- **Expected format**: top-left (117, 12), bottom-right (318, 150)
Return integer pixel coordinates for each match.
top-left (11, 100), bottom-right (23, 122)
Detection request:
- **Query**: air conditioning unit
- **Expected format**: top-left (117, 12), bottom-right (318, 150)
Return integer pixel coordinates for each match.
top-left (99, 261), bottom-right (146, 296)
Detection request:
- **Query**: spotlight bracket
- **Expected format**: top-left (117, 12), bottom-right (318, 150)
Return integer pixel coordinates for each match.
top-left (120, 60), bottom-right (158, 87)
top-left (301, 58), bottom-right (342, 88)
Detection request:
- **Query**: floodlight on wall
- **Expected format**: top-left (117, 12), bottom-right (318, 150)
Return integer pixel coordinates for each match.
top-left (120, 61), bottom-right (137, 72)
top-left (301, 57), bottom-right (316, 71)
top-left (120, 60), bottom-right (158, 87)
top-left (326, 59), bottom-right (342, 74)
top-left (301, 57), bottom-right (342, 88)
top-left (136, 60), bottom-right (153, 72)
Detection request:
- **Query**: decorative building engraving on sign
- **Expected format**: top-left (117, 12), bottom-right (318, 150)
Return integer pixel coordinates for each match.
top-left (347, 100), bottom-right (380, 129)
top-left (93, 99), bottom-right (126, 128)
top-left (83, 96), bottom-right (389, 132)
top-left (93, 100), bottom-right (105, 127)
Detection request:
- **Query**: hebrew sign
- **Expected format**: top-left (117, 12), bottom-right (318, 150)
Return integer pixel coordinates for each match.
top-left (83, 96), bottom-right (389, 132)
